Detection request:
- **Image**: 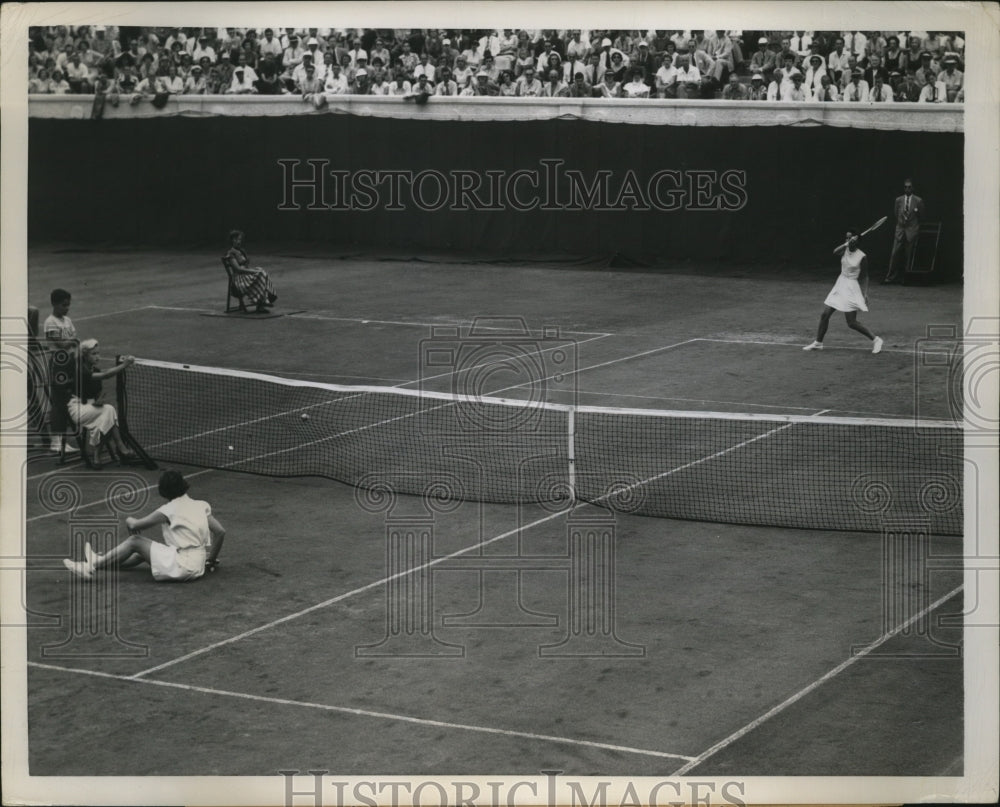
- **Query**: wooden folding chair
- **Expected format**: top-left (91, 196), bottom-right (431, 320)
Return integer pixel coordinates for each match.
top-left (55, 402), bottom-right (95, 469)
top-left (906, 222), bottom-right (942, 279)
top-left (222, 255), bottom-right (248, 313)
top-left (60, 428), bottom-right (97, 469)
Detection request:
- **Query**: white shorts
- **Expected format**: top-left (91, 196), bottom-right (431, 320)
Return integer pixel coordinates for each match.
top-left (149, 543), bottom-right (205, 582)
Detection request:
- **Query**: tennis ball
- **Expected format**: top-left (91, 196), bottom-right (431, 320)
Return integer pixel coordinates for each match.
top-left (301, 413), bottom-right (310, 420)
top-left (227, 445), bottom-right (234, 451)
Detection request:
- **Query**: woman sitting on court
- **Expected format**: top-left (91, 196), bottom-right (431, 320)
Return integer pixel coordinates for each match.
top-left (66, 338), bottom-right (141, 467)
top-left (63, 470), bottom-right (226, 582)
top-left (225, 229), bottom-right (278, 313)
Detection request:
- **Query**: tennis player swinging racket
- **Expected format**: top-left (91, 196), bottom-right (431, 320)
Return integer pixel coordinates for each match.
top-left (804, 218), bottom-right (887, 354)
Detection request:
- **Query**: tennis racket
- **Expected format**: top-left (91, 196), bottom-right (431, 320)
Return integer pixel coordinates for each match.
top-left (835, 216), bottom-right (889, 252)
top-left (860, 216), bottom-right (888, 237)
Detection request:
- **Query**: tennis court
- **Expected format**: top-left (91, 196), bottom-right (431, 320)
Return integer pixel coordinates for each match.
top-left (24, 246), bottom-right (964, 776)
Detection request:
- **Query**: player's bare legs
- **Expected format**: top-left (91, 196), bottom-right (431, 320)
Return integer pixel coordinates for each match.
top-left (90, 535), bottom-right (154, 570)
top-left (63, 535), bottom-right (153, 579)
top-left (845, 312), bottom-right (883, 353)
top-left (804, 306), bottom-right (835, 350)
top-left (844, 311), bottom-right (874, 340)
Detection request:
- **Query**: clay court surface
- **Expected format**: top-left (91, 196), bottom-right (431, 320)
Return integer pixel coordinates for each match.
top-left (23, 247), bottom-right (964, 776)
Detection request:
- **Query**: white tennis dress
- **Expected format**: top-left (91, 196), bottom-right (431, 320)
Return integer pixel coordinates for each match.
top-left (824, 247), bottom-right (868, 312)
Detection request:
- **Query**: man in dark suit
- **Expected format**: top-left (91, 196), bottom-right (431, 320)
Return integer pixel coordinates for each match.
top-left (883, 178), bottom-right (924, 283)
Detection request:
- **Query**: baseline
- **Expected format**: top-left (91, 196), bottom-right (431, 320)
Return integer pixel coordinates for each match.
top-left (27, 661), bottom-right (695, 763)
top-left (285, 311), bottom-right (614, 337)
top-left (697, 336), bottom-right (953, 357)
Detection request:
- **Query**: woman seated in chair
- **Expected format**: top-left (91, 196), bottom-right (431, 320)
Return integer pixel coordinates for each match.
top-left (67, 339), bottom-right (141, 468)
top-left (225, 229), bottom-right (278, 312)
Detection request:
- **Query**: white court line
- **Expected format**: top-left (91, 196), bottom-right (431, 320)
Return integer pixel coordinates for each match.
top-left (144, 304), bottom-right (615, 387)
top-left (287, 311), bottom-right (614, 337)
top-left (669, 584), bottom-right (964, 776)
top-left (148, 305), bottom-right (615, 337)
top-left (27, 661), bottom-right (695, 762)
top-left (414, 338), bottom-right (700, 399)
top-left (25, 468), bottom-right (216, 523)
top-left (73, 305), bottom-right (156, 322)
top-left (548, 338), bottom-right (700, 378)
top-left (573, 393), bottom-right (925, 420)
top-left (579, 390), bottom-right (824, 412)
top-left (617, 423), bottom-right (795, 489)
top-left (26, 459), bottom-right (86, 482)
top-left (399, 332), bottom-right (613, 387)
top-left (148, 304), bottom-right (217, 314)
top-left (237, 370), bottom-right (412, 384)
top-left (697, 337), bottom-right (952, 356)
top-left (146, 391), bottom-right (369, 451)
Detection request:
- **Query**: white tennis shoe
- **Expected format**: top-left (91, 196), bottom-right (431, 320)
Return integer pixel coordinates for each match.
top-left (84, 542), bottom-right (101, 568)
top-left (62, 558), bottom-right (94, 580)
top-left (803, 341), bottom-right (823, 351)
top-left (872, 336), bottom-right (884, 354)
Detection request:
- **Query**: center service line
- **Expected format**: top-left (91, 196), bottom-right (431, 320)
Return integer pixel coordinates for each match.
top-left (128, 404), bottom-right (770, 680)
top-left (395, 332), bottom-right (613, 387)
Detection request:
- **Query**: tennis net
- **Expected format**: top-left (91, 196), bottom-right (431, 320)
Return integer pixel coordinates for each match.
top-left (118, 358), bottom-right (964, 535)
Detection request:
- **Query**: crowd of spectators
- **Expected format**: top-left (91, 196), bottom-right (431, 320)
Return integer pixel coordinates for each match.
top-left (27, 26), bottom-right (966, 106)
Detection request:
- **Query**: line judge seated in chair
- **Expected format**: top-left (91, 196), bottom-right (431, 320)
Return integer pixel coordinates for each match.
top-left (225, 229), bottom-right (278, 313)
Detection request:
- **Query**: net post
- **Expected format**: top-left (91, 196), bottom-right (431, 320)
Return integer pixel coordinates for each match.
top-left (567, 406), bottom-right (576, 503)
top-left (115, 354), bottom-right (157, 470)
